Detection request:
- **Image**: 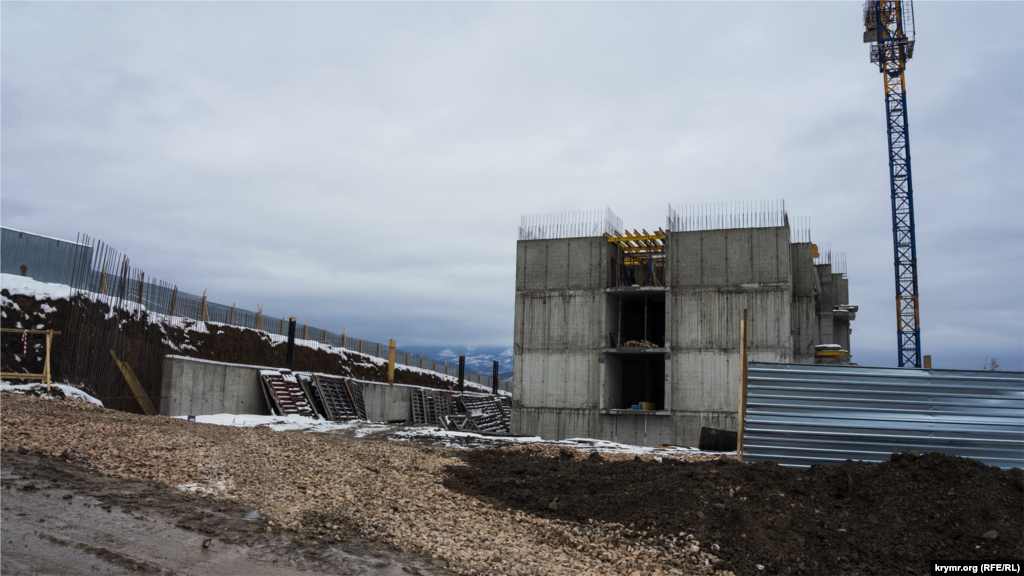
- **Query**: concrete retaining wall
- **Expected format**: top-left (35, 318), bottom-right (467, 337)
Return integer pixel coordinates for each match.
top-left (160, 355), bottom-right (426, 423)
top-left (160, 356), bottom-right (268, 417)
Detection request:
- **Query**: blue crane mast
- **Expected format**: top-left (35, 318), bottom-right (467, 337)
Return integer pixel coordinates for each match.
top-left (863, 0), bottom-right (922, 368)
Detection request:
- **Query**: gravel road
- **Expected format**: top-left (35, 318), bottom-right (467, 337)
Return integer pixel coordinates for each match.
top-left (1, 392), bottom-right (727, 576)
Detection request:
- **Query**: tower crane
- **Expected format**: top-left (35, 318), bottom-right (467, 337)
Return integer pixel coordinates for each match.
top-left (863, 1), bottom-right (922, 368)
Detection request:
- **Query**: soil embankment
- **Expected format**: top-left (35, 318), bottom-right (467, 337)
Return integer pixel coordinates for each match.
top-left (1, 286), bottom-right (465, 406)
top-left (443, 447), bottom-right (1024, 576)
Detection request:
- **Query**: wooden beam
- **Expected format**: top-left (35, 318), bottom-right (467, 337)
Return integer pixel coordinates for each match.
top-left (387, 339), bottom-right (396, 386)
top-left (737, 308), bottom-right (749, 461)
top-left (110, 350), bottom-right (158, 416)
top-left (0, 373), bottom-right (46, 380)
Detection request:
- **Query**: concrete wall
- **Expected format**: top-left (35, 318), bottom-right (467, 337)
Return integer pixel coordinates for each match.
top-left (512, 226), bottom-right (800, 448)
top-left (161, 355), bottom-right (422, 423)
top-left (815, 264), bottom-right (835, 344)
top-left (362, 383), bottom-right (414, 422)
top-left (790, 242), bottom-right (818, 364)
top-left (667, 226), bottom-right (793, 444)
top-left (160, 356), bottom-right (268, 417)
top-left (512, 236), bottom-right (608, 439)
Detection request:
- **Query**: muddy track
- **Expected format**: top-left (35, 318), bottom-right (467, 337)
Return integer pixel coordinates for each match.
top-left (1, 451), bottom-right (452, 576)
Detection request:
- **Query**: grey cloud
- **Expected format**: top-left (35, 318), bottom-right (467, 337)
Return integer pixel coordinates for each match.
top-left (2, 2), bottom-right (1021, 366)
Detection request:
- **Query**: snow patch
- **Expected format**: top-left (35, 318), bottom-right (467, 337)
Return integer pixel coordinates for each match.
top-left (177, 481), bottom-right (230, 496)
top-left (0, 382), bottom-right (104, 406)
top-left (1, 274), bottom-right (73, 301)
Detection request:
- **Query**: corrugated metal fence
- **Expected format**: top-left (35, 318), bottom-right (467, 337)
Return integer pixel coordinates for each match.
top-left (743, 362), bottom-right (1024, 469)
top-left (1, 227), bottom-right (511, 391)
top-left (1, 227), bottom-right (93, 286)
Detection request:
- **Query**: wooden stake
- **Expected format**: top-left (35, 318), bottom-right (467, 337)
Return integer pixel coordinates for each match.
top-left (99, 263), bottom-right (108, 295)
top-left (256, 305), bottom-right (263, 330)
top-left (138, 272), bottom-right (145, 305)
top-left (302, 318), bottom-right (308, 340)
top-left (340, 329), bottom-right (346, 349)
top-left (44, 330), bottom-right (53, 392)
top-left (169, 287), bottom-right (178, 317)
top-left (201, 290), bottom-right (208, 322)
top-left (358, 339), bottom-right (363, 354)
top-left (280, 317), bottom-right (285, 336)
top-left (230, 303), bottom-right (236, 325)
top-left (737, 308), bottom-right (749, 461)
top-left (387, 339), bottom-right (396, 386)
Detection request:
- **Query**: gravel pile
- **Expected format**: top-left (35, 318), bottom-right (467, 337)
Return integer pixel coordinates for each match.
top-left (1, 392), bottom-right (731, 576)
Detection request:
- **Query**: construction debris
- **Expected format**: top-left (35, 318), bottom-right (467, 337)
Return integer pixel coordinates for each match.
top-left (412, 389), bottom-right (512, 433)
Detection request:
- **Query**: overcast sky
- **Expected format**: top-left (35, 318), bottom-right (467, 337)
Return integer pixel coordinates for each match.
top-left (2, 2), bottom-right (1021, 371)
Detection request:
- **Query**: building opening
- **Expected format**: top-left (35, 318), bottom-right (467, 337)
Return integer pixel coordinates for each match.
top-left (605, 355), bottom-right (665, 410)
top-left (609, 292), bottom-right (665, 348)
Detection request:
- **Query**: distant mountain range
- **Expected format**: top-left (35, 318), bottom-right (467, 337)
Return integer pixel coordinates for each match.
top-left (401, 345), bottom-right (514, 379)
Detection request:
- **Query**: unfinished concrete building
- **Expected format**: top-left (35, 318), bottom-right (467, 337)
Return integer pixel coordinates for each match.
top-left (511, 203), bottom-right (857, 447)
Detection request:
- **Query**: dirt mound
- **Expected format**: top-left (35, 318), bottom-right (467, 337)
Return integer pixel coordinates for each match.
top-left (443, 447), bottom-right (1024, 576)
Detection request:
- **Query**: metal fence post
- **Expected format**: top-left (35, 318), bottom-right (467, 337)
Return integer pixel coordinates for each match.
top-left (287, 317), bottom-right (297, 370)
top-left (458, 355), bottom-right (466, 394)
